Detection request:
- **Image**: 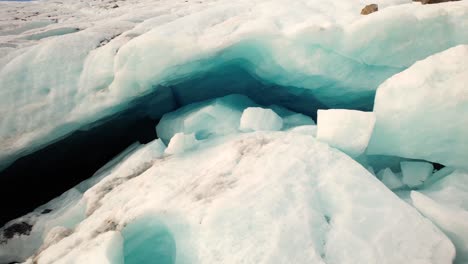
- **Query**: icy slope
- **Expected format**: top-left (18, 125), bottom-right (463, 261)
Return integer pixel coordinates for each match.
top-left (1, 0), bottom-right (468, 169)
top-left (3, 130), bottom-right (454, 264)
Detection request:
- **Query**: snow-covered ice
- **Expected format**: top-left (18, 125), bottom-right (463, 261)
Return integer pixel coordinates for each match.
top-left (240, 107), bottom-right (283, 132)
top-left (368, 45), bottom-right (468, 169)
top-left (316, 109), bottom-right (375, 157)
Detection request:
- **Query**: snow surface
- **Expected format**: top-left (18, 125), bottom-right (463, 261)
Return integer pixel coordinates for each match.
top-left (8, 130), bottom-right (454, 264)
top-left (368, 45), bottom-right (468, 169)
top-left (1, 0), bottom-right (468, 168)
top-left (316, 109), bottom-right (375, 157)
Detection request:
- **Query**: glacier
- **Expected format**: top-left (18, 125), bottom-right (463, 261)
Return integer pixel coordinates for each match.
top-left (0, 0), bottom-right (468, 263)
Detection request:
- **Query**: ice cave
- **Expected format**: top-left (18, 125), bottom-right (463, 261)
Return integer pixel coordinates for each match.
top-left (0, 0), bottom-right (467, 263)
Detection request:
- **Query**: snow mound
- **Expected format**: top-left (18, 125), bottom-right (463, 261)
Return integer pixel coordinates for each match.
top-left (240, 107), bottom-right (283, 132)
top-left (368, 45), bottom-right (468, 169)
top-left (317, 109), bottom-right (375, 157)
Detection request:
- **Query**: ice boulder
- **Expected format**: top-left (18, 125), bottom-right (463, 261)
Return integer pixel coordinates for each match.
top-left (401, 161), bottom-right (433, 188)
top-left (411, 170), bottom-right (468, 264)
top-left (239, 107), bottom-right (283, 132)
top-left (368, 45), bottom-right (468, 169)
top-left (377, 168), bottom-right (404, 190)
top-left (316, 109), bottom-right (376, 157)
top-left (156, 94), bottom-right (256, 143)
top-left (165, 133), bottom-right (198, 155)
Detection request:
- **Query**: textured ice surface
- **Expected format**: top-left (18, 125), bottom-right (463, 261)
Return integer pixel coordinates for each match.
top-left (240, 107), bottom-right (283, 132)
top-left (317, 109), bottom-right (375, 157)
top-left (368, 45), bottom-right (468, 169)
top-left (411, 170), bottom-right (468, 264)
top-left (401, 161), bottom-right (433, 188)
top-left (3, 131), bottom-right (453, 263)
top-left (156, 94), bottom-right (256, 143)
top-left (1, 0), bottom-right (468, 167)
